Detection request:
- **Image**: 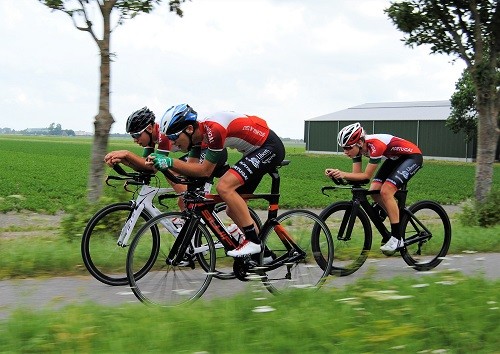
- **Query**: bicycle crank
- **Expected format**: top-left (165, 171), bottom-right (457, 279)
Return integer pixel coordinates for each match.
top-left (233, 258), bottom-right (260, 281)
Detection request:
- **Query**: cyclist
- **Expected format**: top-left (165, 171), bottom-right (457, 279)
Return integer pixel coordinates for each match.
top-left (104, 106), bottom-right (187, 208)
top-left (147, 104), bottom-right (286, 257)
top-left (325, 122), bottom-right (423, 254)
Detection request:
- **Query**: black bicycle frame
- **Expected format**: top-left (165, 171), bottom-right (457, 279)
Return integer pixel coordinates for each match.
top-left (165, 164), bottom-right (294, 266)
top-left (340, 185), bottom-right (409, 242)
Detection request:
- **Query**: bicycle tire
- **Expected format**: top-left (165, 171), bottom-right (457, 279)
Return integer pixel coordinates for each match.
top-left (319, 201), bottom-right (372, 276)
top-left (207, 203), bottom-right (263, 280)
top-left (81, 202), bottom-right (159, 286)
top-left (127, 212), bottom-right (216, 306)
top-left (259, 209), bottom-right (334, 294)
top-left (400, 200), bottom-right (452, 271)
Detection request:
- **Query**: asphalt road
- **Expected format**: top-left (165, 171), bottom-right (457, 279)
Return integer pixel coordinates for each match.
top-left (1, 251), bottom-right (498, 320)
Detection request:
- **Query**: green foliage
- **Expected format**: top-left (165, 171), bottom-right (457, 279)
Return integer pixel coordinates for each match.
top-left (385, 0), bottom-right (500, 203)
top-left (385, 1), bottom-right (498, 58)
top-left (0, 274), bottom-right (499, 352)
top-left (0, 237), bottom-right (84, 279)
top-left (447, 68), bottom-right (478, 142)
top-left (459, 188), bottom-right (500, 227)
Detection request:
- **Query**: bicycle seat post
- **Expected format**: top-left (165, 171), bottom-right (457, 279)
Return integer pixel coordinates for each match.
top-left (266, 160), bottom-right (289, 220)
top-left (395, 183), bottom-right (408, 210)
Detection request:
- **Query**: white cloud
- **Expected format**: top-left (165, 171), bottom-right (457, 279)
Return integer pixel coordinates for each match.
top-left (0, 0), bottom-right (466, 138)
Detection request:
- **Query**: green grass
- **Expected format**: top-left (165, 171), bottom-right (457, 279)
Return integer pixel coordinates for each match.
top-left (1, 135), bottom-right (499, 213)
top-left (1, 134), bottom-right (499, 279)
top-left (1, 136), bottom-right (499, 351)
top-left (0, 273), bottom-right (498, 353)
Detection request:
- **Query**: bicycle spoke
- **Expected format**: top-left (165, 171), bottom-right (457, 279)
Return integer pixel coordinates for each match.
top-left (400, 201), bottom-right (451, 271)
top-left (260, 210), bottom-right (333, 294)
top-left (127, 212), bottom-right (216, 306)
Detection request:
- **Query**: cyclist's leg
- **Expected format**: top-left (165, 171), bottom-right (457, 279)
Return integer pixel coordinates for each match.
top-left (223, 131), bottom-right (285, 257)
top-left (380, 154), bottom-right (423, 253)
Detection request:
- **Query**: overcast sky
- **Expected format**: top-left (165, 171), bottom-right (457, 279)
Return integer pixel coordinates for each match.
top-left (0, 0), bottom-right (466, 139)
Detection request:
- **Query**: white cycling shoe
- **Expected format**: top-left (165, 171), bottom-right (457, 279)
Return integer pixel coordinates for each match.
top-left (380, 236), bottom-right (403, 254)
top-left (227, 240), bottom-right (262, 257)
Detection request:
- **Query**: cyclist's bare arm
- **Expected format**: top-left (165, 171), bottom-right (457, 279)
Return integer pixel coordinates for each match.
top-left (104, 150), bottom-right (154, 172)
top-left (325, 162), bottom-right (378, 181)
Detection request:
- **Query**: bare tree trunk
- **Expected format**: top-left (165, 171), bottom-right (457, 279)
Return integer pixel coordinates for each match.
top-left (474, 89), bottom-right (499, 203)
top-left (87, 3), bottom-right (114, 202)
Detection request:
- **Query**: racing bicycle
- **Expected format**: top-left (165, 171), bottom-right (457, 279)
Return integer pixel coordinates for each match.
top-left (81, 165), bottom-right (261, 285)
top-left (126, 160), bottom-right (334, 306)
top-left (319, 177), bottom-right (451, 276)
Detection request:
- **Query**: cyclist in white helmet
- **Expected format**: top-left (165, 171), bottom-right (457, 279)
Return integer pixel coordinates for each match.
top-left (325, 122), bottom-right (423, 254)
top-left (147, 104), bottom-right (285, 257)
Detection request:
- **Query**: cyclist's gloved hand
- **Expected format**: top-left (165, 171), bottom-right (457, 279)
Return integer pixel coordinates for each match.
top-left (150, 153), bottom-right (173, 171)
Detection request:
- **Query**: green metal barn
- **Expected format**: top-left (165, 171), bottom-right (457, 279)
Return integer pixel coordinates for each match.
top-left (304, 100), bottom-right (476, 161)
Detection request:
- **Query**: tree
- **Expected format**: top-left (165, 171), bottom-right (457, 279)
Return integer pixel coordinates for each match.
top-left (386, 0), bottom-right (500, 203)
top-left (447, 68), bottom-right (477, 142)
top-left (39, 0), bottom-right (187, 202)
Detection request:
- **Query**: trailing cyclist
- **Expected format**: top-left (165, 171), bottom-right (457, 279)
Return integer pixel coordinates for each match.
top-left (325, 122), bottom-right (423, 254)
top-left (104, 107), bottom-right (187, 208)
top-left (147, 104), bottom-right (286, 257)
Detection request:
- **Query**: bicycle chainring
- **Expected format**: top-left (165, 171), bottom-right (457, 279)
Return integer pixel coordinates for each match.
top-left (232, 258), bottom-right (260, 281)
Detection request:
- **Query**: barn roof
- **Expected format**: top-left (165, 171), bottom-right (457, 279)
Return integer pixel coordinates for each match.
top-left (307, 100), bottom-right (451, 122)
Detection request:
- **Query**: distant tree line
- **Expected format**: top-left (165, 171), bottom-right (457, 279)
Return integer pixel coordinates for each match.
top-left (0, 123), bottom-right (75, 136)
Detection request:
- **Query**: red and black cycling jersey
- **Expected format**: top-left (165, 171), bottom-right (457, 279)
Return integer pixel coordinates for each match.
top-left (198, 111), bottom-right (271, 163)
top-left (357, 134), bottom-right (422, 164)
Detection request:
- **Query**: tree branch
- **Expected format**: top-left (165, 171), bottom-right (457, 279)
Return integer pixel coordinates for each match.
top-left (436, 0), bottom-right (473, 67)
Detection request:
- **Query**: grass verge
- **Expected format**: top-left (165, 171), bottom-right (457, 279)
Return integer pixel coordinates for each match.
top-left (0, 273), bottom-right (498, 353)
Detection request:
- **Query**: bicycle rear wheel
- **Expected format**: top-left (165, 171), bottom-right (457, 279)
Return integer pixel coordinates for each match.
top-left (127, 212), bottom-right (216, 306)
top-left (81, 202), bottom-right (159, 286)
top-left (400, 201), bottom-right (451, 271)
top-left (259, 210), bottom-right (333, 294)
top-left (319, 201), bottom-right (372, 276)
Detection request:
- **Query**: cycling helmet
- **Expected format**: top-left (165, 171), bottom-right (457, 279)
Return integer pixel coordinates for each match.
top-left (337, 122), bottom-right (365, 147)
top-left (159, 104), bottom-right (198, 135)
top-left (125, 107), bottom-right (155, 134)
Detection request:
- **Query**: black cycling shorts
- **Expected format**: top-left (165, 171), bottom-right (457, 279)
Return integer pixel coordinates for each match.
top-left (231, 129), bottom-right (285, 194)
top-left (373, 154), bottom-right (423, 189)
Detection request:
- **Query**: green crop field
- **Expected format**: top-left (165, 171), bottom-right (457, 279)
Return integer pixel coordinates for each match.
top-left (0, 135), bottom-right (499, 213)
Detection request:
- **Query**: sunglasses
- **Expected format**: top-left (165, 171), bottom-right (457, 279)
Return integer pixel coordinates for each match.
top-left (130, 126), bottom-right (148, 139)
top-left (167, 128), bottom-right (185, 141)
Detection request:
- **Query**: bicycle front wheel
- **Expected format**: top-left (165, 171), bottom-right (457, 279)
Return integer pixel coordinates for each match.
top-left (319, 201), bottom-right (372, 276)
top-left (81, 202), bottom-right (159, 286)
top-left (259, 210), bottom-right (333, 294)
top-left (400, 201), bottom-right (452, 271)
top-left (127, 212), bottom-right (216, 306)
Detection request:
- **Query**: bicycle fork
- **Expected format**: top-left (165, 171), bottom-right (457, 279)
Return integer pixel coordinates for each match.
top-left (166, 217), bottom-right (201, 267)
top-left (337, 201), bottom-right (361, 242)
top-left (117, 201), bottom-right (144, 247)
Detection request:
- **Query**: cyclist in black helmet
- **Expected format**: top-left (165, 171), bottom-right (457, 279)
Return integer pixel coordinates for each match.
top-left (104, 107), bottom-right (187, 207)
top-left (104, 107), bottom-right (176, 170)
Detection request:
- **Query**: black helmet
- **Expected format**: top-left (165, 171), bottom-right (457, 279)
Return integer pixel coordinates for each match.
top-left (126, 107), bottom-right (155, 134)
